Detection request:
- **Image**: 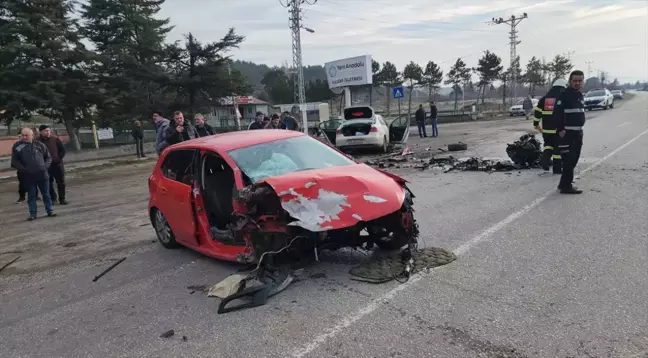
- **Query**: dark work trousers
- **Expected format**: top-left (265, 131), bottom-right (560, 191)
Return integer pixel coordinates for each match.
top-left (17, 171), bottom-right (27, 200)
top-left (48, 164), bottom-right (66, 202)
top-left (417, 122), bottom-right (427, 138)
top-left (135, 138), bottom-right (145, 157)
top-left (541, 133), bottom-right (562, 173)
top-left (558, 130), bottom-right (583, 189)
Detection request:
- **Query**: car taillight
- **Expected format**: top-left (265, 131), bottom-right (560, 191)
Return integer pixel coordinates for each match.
top-left (370, 126), bottom-right (378, 132)
top-left (336, 129), bottom-right (342, 134)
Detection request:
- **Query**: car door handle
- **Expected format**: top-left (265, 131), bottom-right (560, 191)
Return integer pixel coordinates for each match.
top-left (159, 187), bottom-right (168, 193)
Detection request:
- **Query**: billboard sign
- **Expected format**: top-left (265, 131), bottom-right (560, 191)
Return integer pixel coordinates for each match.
top-left (324, 55), bottom-right (372, 89)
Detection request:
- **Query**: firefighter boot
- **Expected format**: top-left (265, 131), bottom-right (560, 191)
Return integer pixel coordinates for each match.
top-left (540, 149), bottom-right (551, 171)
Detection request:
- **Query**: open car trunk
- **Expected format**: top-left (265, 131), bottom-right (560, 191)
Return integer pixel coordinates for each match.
top-left (340, 120), bottom-right (373, 137)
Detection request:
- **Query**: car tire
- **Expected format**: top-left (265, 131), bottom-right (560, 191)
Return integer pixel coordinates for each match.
top-left (152, 208), bottom-right (180, 249)
top-left (610, 101), bottom-right (614, 109)
top-left (381, 136), bottom-right (388, 153)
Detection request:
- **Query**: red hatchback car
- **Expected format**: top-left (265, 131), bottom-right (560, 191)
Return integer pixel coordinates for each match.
top-left (148, 128), bottom-right (418, 265)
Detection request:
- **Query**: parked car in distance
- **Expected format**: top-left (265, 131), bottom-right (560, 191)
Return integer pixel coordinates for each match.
top-left (584, 88), bottom-right (614, 110)
top-left (509, 98), bottom-right (539, 117)
top-left (318, 106), bottom-right (410, 153)
top-left (148, 130), bottom-right (419, 266)
top-left (611, 90), bottom-right (624, 100)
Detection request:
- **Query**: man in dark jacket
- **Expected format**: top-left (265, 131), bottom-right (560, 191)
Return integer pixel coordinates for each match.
top-left (166, 111), bottom-right (198, 145)
top-left (131, 120), bottom-right (145, 158)
top-left (194, 113), bottom-right (215, 137)
top-left (415, 104), bottom-right (427, 138)
top-left (153, 111), bottom-right (170, 155)
top-left (38, 125), bottom-right (68, 205)
top-left (429, 102), bottom-right (439, 137)
top-left (265, 113), bottom-right (281, 129)
top-left (552, 70), bottom-right (586, 194)
top-left (248, 111), bottom-right (265, 130)
top-left (12, 128), bottom-right (56, 220)
top-left (533, 78), bottom-right (567, 174)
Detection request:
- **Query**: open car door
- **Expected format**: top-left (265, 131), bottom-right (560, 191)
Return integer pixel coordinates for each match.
top-left (317, 119), bottom-right (342, 146)
top-left (388, 114), bottom-right (410, 148)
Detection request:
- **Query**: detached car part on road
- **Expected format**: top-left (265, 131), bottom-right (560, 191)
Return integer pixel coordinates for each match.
top-left (148, 130), bottom-right (419, 304)
top-left (318, 106), bottom-right (410, 153)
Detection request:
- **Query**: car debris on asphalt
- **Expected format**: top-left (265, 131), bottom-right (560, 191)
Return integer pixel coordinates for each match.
top-left (92, 257), bottom-right (127, 282)
top-left (0, 256), bottom-right (20, 273)
top-left (363, 134), bottom-right (542, 173)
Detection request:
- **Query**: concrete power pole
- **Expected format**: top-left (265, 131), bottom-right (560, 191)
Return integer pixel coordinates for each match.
top-left (491, 13), bottom-right (528, 104)
top-left (283, 0), bottom-right (316, 133)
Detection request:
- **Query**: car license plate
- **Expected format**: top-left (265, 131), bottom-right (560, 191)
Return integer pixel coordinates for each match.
top-left (354, 132), bottom-right (366, 136)
top-left (348, 138), bottom-right (364, 144)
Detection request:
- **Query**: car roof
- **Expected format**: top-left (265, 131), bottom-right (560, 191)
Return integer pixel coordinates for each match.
top-left (170, 129), bottom-right (305, 152)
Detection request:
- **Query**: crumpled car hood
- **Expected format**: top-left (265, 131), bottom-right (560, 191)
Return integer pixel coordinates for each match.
top-left (261, 164), bottom-right (405, 232)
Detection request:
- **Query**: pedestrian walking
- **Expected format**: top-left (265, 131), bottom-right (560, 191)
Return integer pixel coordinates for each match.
top-left (533, 79), bottom-right (567, 174)
top-left (248, 112), bottom-right (265, 130)
top-left (11, 128), bottom-right (56, 220)
top-left (131, 120), bottom-right (145, 158)
top-left (37, 125), bottom-right (68, 205)
top-left (523, 96), bottom-right (533, 120)
top-left (429, 102), bottom-right (439, 137)
top-left (153, 111), bottom-right (170, 155)
top-left (194, 113), bottom-right (215, 137)
top-left (415, 104), bottom-right (427, 138)
top-left (553, 70), bottom-right (586, 194)
top-left (166, 111), bottom-right (198, 145)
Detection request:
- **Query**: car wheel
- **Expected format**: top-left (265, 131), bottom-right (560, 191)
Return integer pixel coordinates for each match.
top-left (152, 208), bottom-right (179, 249)
top-left (610, 101), bottom-right (614, 109)
top-left (381, 136), bottom-right (388, 153)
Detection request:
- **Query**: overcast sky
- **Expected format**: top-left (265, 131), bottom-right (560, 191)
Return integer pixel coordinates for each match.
top-left (159, 0), bottom-right (648, 83)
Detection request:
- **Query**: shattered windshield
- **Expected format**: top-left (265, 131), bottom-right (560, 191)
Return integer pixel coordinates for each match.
top-left (228, 135), bottom-right (355, 182)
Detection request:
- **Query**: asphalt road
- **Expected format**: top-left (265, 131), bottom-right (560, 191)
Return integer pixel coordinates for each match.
top-left (1, 93), bottom-right (647, 358)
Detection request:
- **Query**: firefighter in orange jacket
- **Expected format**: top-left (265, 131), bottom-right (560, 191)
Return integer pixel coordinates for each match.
top-left (533, 78), bottom-right (567, 174)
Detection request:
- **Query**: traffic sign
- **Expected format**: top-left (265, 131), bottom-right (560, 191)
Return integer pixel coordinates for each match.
top-left (392, 86), bottom-right (404, 99)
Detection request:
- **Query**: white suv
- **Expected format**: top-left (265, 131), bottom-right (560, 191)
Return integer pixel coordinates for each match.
top-left (584, 88), bottom-right (614, 110)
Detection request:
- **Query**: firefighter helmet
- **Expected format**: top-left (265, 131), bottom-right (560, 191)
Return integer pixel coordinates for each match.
top-left (552, 78), bottom-right (568, 88)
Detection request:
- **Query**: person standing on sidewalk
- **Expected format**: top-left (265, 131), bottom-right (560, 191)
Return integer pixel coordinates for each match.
top-left (13, 130), bottom-right (27, 203)
top-left (429, 102), bottom-right (439, 137)
top-left (38, 125), bottom-right (68, 205)
top-left (153, 111), bottom-right (170, 155)
top-left (131, 120), bottom-right (145, 158)
top-left (415, 104), bottom-right (427, 138)
top-left (12, 128), bottom-right (56, 220)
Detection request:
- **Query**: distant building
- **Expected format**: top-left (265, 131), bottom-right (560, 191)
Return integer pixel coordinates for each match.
top-left (208, 96), bottom-right (274, 128)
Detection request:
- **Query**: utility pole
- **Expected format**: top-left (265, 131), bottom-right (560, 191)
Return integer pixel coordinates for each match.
top-left (586, 61), bottom-right (593, 78)
top-left (491, 13), bottom-right (528, 104)
top-left (283, 0), bottom-right (316, 134)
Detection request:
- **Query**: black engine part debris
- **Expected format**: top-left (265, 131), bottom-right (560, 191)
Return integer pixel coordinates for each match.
top-left (349, 247), bottom-right (456, 283)
top-left (506, 134), bottom-right (542, 167)
top-left (447, 142), bottom-right (468, 151)
top-left (217, 266), bottom-right (294, 314)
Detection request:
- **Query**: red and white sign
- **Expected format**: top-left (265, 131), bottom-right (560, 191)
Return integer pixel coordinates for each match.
top-left (544, 98), bottom-right (556, 111)
top-left (236, 96), bottom-right (253, 104)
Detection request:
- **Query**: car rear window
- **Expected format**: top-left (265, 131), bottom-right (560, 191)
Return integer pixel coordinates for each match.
top-left (343, 107), bottom-right (373, 120)
top-left (228, 135), bottom-right (355, 182)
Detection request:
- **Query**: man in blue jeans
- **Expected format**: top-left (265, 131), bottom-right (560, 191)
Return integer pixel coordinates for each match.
top-left (11, 128), bottom-right (56, 221)
top-left (429, 102), bottom-right (439, 137)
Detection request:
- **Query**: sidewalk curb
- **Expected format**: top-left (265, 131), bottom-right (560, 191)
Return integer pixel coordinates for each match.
top-left (0, 157), bottom-right (155, 184)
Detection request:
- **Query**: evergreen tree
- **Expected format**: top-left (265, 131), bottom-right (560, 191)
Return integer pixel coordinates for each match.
top-left (475, 51), bottom-right (503, 104)
top-left (164, 30), bottom-right (249, 113)
top-left (82, 0), bottom-right (172, 128)
top-left (403, 61), bottom-right (423, 116)
top-left (0, 0), bottom-right (98, 149)
top-left (421, 61), bottom-right (443, 102)
top-left (378, 61), bottom-right (401, 116)
top-left (445, 58), bottom-right (471, 111)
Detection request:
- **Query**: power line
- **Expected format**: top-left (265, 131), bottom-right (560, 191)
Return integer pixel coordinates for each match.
top-left (489, 13), bottom-right (528, 101)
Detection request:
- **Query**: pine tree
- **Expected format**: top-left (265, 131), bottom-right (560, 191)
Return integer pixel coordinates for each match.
top-left (164, 30), bottom-right (249, 113)
top-left (378, 61), bottom-right (401, 116)
top-left (445, 58), bottom-right (471, 111)
top-left (403, 62), bottom-right (423, 117)
top-left (421, 61), bottom-right (443, 102)
top-left (0, 0), bottom-right (98, 149)
top-left (81, 0), bottom-right (172, 128)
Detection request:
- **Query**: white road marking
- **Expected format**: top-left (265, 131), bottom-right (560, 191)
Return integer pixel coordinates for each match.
top-left (618, 122), bottom-right (632, 127)
top-left (288, 126), bottom-right (648, 358)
